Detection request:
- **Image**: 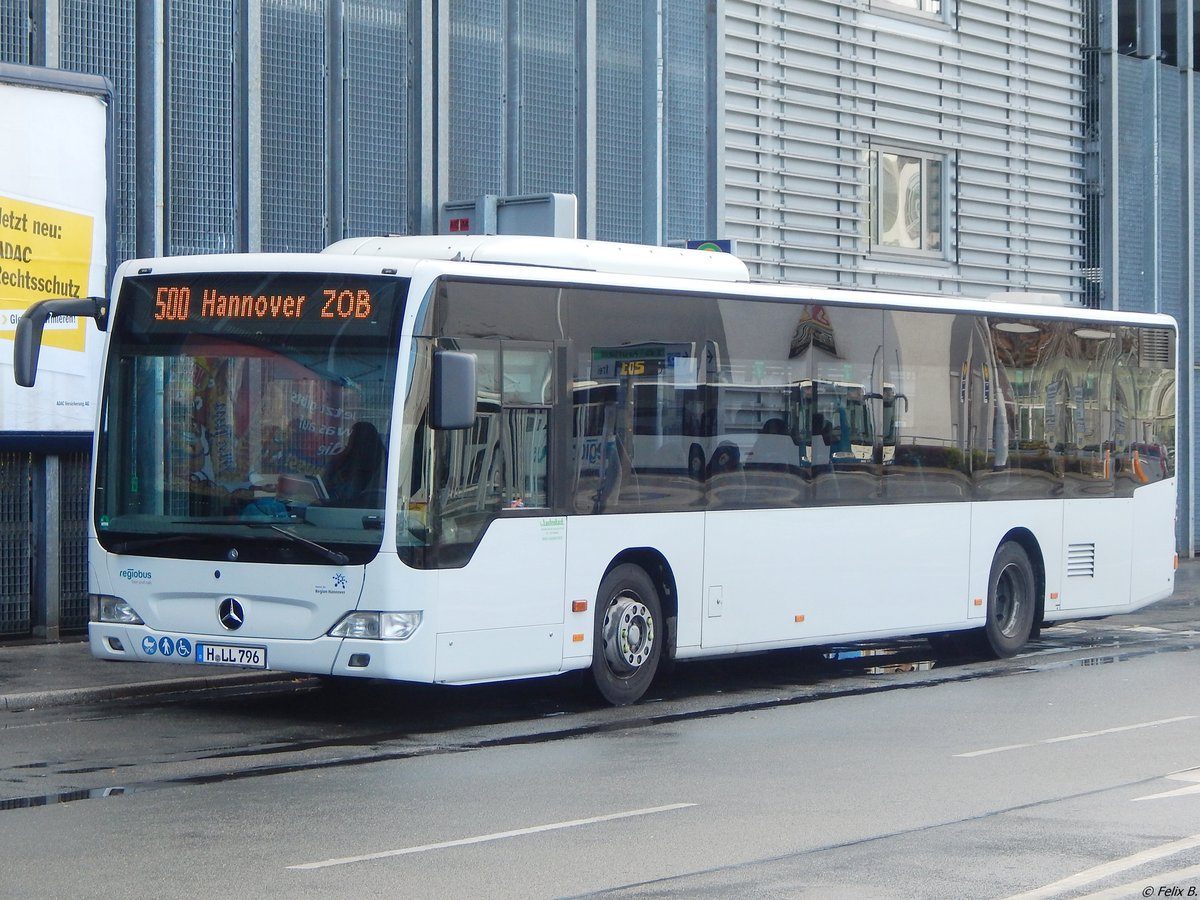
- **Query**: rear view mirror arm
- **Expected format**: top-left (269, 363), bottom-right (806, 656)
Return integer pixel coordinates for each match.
top-left (14, 296), bottom-right (108, 387)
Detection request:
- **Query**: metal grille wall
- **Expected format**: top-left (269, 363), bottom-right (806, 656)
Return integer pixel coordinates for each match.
top-left (0, 453), bottom-right (91, 638)
top-left (516, 0), bottom-right (575, 194)
top-left (0, 454), bottom-right (32, 637)
top-left (58, 452), bottom-right (89, 630)
top-left (723, 0), bottom-right (1086, 298)
top-left (1193, 369), bottom-right (1199, 550)
top-left (261, 0), bottom-right (326, 251)
top-left (1157, 73), bottom-right (1185, 323)
top-left (1193, 85), bottom-right (1200, 553)
top-left (447, 0), bottom-right (504, 200)
top-left (346, 0), bottom-right (410, 237)
top-left (1080, 0), bottom-right (1102, 308)
top-left (60, 0), bottom-right (137, 263)
top-left (7, 3), bottom-right (718, 256)
top-left (167, 0), bottom-right (236, 255)
top-left (1115, 57), bottom-right (1155, 312)
top-left (665, 0), bottom-right (708, 245)
top-left (0, 0), bottom-right (30, 63)
top-left (596, 0), bottom-right (644, 242)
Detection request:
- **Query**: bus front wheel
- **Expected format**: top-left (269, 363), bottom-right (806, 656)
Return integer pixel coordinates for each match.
top-left (591, 564), bottom-right (662, 706)
top-left (981, 541), bottom-right (1037, 658)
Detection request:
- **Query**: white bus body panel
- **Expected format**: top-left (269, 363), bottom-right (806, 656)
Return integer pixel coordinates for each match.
top-left (563, 512), bottom-right (707, 660)
top-left (430, 515), bottom-right (567, 684)
top-left (94, 547), bottom-right (365, 639)
top-left (87, 543), bottom-right (373, 675)
top-left (1058, 497), bottom-right (1134, 611)
top-left (966, 499), bottom-right (1064, 620)
top-left (699, 504), bottom-right (972, 650)
top-left (1129, 480), bottom-right (1177, 608)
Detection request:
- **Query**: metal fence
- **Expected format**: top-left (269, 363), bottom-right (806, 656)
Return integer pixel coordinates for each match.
top-left (0, 453), bottom-right (90, 639)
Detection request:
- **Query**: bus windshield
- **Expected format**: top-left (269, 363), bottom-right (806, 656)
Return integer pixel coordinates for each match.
top-left (94, 271), bottom-right (407, 564)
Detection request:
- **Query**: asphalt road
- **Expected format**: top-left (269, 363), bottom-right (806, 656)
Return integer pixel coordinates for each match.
top-left (1, 588), bottom-right (1197, 899)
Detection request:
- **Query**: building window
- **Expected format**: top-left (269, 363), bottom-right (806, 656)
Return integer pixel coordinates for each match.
top-left (869, 146), bottom-right (948, 259)
top-left (873, 0), bottom-right (943, 18)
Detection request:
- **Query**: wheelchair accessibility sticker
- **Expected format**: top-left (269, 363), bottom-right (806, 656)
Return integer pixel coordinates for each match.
top-left (140, 636), bottom-right (193, 659)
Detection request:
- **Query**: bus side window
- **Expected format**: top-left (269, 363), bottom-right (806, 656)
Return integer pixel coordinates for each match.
top-left (499, 347), bottom-right (552, 509)
top-left (429, 344), bottom-right (553, 560)
top-left (503, 406), bottom-right (549, 509)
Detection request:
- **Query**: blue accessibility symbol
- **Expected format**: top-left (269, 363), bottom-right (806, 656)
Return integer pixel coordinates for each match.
top-left (158, 636), bottom-right (175, 657)
top-left (141, 635), bottom-right (157, 656)
top-left (176, 638), bottom-right (192, 659)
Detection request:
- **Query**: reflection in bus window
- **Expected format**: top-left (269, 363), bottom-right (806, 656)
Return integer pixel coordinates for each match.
top-left (410, 339), bottom-right (553, 566)
top-left (983, 318), bottom-right (1176, 499)
top-left (403, 278), bottom-right (1178, 548)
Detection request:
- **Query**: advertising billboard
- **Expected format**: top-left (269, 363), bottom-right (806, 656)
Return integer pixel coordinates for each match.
top-left (0, 64), bottom-right (112, 445)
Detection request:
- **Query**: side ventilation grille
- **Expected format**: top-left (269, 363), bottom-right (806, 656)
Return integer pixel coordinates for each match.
top-left (1067, 542), bottom-right (1097, 578)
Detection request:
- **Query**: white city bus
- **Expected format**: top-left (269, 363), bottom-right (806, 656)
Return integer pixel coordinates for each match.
top-left (14, 236), bottom-right (1178, 704)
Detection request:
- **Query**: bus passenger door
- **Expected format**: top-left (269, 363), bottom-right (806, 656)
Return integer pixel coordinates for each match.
top-left (432, 341), bottom-right (569, 683)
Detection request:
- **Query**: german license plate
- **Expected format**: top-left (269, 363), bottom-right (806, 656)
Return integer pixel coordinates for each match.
top-left (194, 642), bottom-right (267, 669)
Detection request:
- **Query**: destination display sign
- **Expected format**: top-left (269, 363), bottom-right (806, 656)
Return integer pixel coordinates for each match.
top-left (119, 272), bottom-right (406, 338)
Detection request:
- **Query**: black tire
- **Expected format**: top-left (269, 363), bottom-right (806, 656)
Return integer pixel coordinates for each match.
top-left (590, 564), bottom-right (663, 706)
top-left (981, 541), bottom-right (1037, 658)
top-left (688, 445), bottom-right (706, 481)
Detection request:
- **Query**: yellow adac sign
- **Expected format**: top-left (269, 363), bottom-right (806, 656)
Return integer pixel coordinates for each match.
top-left (0, 195), bottom-right (93, 352)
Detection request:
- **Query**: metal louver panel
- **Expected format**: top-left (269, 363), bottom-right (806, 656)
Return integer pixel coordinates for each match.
top-left (1067, 542), bottom-right (1097, 578)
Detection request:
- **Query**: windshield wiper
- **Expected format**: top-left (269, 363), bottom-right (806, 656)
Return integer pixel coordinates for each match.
top-left (255, 523), bottom-right (350, 566)
top-left (157, 518), bottom-right (352, 565)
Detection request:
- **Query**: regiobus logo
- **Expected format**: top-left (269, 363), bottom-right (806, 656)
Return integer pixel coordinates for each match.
top-left (118, 568), bottom-right (152, 582)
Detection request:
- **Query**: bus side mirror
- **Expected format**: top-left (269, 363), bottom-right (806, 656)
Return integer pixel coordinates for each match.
top-left (14, 296), bottom-right (108, 387)
top-left (431, 350), bottom-right (477, 430)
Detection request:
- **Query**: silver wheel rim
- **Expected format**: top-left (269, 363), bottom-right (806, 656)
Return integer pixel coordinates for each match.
top-left (602, 594), bottom-right (655, 674)
top-left (993, 562), bottom-right (1027, 638)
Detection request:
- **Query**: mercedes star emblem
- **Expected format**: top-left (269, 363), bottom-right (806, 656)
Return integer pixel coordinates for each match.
top-left (218, 597), bottom-right (245, 631)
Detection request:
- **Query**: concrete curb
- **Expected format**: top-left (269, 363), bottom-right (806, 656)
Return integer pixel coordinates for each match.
top-left (0, 671), bottom-right (305, 713)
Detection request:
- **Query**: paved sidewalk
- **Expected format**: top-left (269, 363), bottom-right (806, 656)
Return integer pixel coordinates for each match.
top-left (0, 637), bottom-right (301, 712)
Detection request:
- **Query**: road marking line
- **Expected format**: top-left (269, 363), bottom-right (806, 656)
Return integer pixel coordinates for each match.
top-left (1042, 717), bottom-right (1196, 744)
top-left (287, 802), bottom-right (697, 871)
top-left (1073, 863), bottom-right (1200, 900)
top-left (956, 743), bottom-right (1036, 758)
top-left (1133, 767), bottom-right (1200, 802)
top-left (1004, 832), bottom-right (1200, 900)
top-left (956, 716), bottom-right (1196, 758)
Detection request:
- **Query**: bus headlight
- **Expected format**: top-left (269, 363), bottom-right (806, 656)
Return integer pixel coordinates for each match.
top-left (329, 611), bottom-right (422, 641)
top-left (90, 594), bottom-right (145, 625)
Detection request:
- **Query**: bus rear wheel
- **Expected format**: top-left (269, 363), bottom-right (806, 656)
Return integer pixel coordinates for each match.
top-left (981, 541), bottom-right (1037, 658)
top-left (591, 564), bottom-right (662, 706)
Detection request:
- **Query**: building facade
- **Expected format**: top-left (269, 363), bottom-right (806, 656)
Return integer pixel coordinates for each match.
top-left (0, 0), bottom-right (1194, 635)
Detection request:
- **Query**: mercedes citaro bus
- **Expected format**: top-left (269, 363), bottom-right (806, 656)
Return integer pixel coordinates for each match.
top-left (12, 235), bottom-right (1177, 704)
